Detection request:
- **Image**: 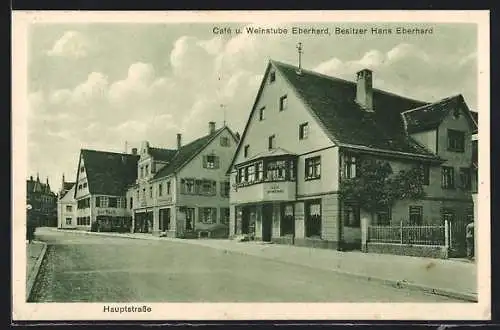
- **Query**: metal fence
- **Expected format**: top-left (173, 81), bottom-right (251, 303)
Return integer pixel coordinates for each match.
top-left (368, 222), bottom-right (446, 246)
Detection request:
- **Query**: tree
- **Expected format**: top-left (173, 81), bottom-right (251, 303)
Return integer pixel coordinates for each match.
top-left (339, 156), bottom-right (426, 219)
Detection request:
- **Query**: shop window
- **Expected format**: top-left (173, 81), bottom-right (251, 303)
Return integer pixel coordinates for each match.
top-left (200, 207), bottom-right (217, 224)
top-left (281, 204), bottom-right (295, 236)
top-left (185, 208), bottom-right (195, 231)
top-left (305, 156), bottom-right (321, 180)
top-left (220, 208), bottom-right (230, 225)
top-left (305, 201), bottom-right (322, 237)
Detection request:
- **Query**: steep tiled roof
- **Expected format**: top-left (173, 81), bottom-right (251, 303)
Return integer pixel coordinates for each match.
top-left (27, 179), bottom-right (55, 195)
top-left (273, 61), bottom-right (438, 157)
top-left (402, 95), bottom-right (477, 134)
top-left (152, 127), bottom-right (225, 180)
top-left (63, 182), bottom-right (75, 191)
top-left (149, 147), bottom-right (177, 162)
top-left (60, 184), bottom-right (76, 201)
top-left (80, 149), bottom-right (140, 196)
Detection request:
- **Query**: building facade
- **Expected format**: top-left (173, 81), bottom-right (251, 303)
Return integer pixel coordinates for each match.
top-left (57, 174), bottom-right (76, 229)
top-left (27, 174), bottom-right (57, 227)
top-left (228, 60), bottom-right (478, 251)
top-left (126, 122), bottom-right (238, 238)
top-left (73, 149), bottom-right (139, 232)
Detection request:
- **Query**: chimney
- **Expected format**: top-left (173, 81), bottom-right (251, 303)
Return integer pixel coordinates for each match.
top-left (356, 69), bottom-right (373, 112)
top-left (30, 175), bottom-right (33, 181)
top-left (209, 121), bottom-right (216, 134)
top-left (177, 133), bottom-right (182, 149)
top-left (131, 148), bottom-right (138, 155)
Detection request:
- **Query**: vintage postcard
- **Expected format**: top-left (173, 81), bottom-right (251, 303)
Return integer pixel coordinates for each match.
top-left (12, 10), bottom-right (490, 321)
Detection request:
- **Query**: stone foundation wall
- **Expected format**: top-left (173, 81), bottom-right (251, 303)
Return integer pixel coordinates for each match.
top-left (366, 242), bottom-right (448, 259)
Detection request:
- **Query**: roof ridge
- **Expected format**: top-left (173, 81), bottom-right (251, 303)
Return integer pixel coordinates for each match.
top-left (81, 148), bottom-right (139, 157)
top-left (401, 94), bottom-right (463, 114)
top-left (271, 59), bottom-right (428, 105)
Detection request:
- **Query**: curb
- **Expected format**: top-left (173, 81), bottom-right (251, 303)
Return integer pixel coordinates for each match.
top-left (52, 229), bottom-right (478, 302)
top-left (26, 241), bottom-right (47, 302)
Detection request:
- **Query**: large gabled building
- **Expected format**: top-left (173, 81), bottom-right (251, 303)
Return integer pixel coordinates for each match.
top-left (73, 149), bottom-right (140, 231)
top-left (126, 121), bottom-right (239, 238)
top-left (227, 60), bottom-right (478, 251)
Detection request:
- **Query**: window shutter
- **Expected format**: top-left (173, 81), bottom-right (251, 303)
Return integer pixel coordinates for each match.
top-left (202, 155), bottom-right (207, 168)
top-left (215, 156), bottom-right (220, 169)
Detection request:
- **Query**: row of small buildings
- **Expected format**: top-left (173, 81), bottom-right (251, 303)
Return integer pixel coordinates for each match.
top-left (55, 59), bottom-right (479, 253)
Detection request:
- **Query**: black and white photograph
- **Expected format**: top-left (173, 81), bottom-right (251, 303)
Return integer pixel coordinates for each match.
top-left (12, 10), bottom-right (490, 321)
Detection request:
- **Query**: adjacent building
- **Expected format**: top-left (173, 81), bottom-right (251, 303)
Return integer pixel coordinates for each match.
top-left (73, 149), bottom-right (139, 232)
top-left (26, 174), bottom-right (57, 227)
top-left (227, 60), bottom-right (478, 251)
top-left (126, 122), bottom-right (239, 238)
top-left (57, 174), bottom-right (76, 229)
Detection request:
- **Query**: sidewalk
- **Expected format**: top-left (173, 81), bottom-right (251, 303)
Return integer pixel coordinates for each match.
top-left (49, 228), bottom-right (478, 302)
top-left (26, 241), bottom-right (47, 301)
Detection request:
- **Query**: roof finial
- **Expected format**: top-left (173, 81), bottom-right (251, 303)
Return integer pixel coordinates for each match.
top-left (221, 103), bottom-right (226, 127)
top-left (36, 172), bottom-right (40, 182)
top-left (296, 42), bottom-right (303, 75)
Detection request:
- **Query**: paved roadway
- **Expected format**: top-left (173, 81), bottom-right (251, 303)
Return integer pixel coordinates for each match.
top-left (30, 230), bottom-right (460, 302)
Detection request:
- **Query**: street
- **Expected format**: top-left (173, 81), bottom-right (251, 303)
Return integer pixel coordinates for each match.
top-left (30, 230), bottom-right (460, 302)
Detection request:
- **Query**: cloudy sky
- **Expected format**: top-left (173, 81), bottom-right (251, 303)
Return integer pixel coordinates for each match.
top-left (27, 22), bottom-right (477, 192)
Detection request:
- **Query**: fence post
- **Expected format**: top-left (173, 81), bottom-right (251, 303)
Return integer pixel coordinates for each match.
top-left (444, 219), bottom-right (449, 249)
top-left (400, 219), bottom-right (403, 244)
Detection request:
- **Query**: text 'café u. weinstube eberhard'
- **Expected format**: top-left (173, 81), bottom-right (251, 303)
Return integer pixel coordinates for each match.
top-left (227, 60), bottom-right (477, 251)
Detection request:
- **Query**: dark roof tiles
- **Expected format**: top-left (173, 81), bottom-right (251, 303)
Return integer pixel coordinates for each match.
top-left (81, 149), bottom-right (139, 196)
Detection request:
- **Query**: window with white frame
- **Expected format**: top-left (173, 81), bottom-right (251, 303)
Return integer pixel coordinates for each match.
top-left (203, 154), bottom-right (220, 169)
top-left (305, 156), bottom-right (321, 180)
top-left (200, 180), bottom-right (216, 196)
top-left (220, 208), bottom-right (230, 225)
top-left (117, 197), bottom-right (125, 208)
top-left (66, 205), bottom-right (72, 212)
top-left (344, 155), bottom-right (358, 179)
top-left (158, 183), bottom-right (163, 196)
top-left (65, 217), bottom-right (72, 225)
top-left (181, 178), bottom-right (196, 194)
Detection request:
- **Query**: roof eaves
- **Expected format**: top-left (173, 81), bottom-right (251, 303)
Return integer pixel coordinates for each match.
top-left (338, 143), bottom-right (443, 162)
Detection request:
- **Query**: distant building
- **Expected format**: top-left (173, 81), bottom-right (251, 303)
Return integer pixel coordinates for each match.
top-left (57, 174), bottom-right (76, 229)
top-left (227, 60), bottom-right (478, 252)
top-left (73, 149), bottom-right (139, 232)
top-left (126, 121), bottom-right (239, 238)
top-left (27, 174), bottom-right (57, 227)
